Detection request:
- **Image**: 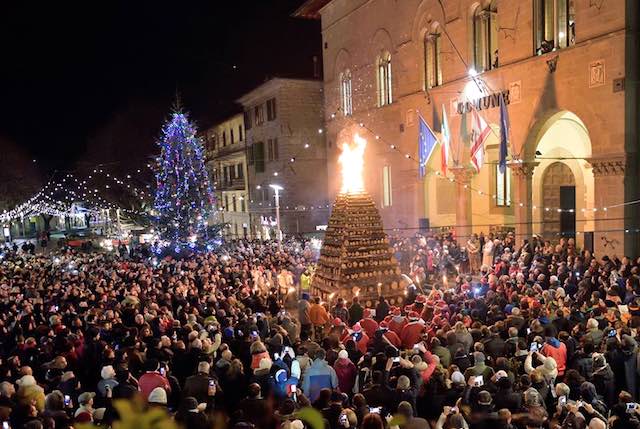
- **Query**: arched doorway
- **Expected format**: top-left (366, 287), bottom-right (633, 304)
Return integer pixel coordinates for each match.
top-left (528, 111), bottom-right (594, 247)
top-left (541, 162), bottom-right (576, 239)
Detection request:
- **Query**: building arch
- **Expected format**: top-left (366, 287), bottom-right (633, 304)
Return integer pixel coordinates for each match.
top-left (332, 48), bottom-right (352, 82)
top-left (529, 111), bottom-right (595, 243)
top-left (370, 27), bottom-right (394, 58)
top-left (411, 0), bottom-right (445, 44)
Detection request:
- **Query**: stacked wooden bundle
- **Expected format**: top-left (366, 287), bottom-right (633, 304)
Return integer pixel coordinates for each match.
top-left (312, 191), bottom-right (404, 308)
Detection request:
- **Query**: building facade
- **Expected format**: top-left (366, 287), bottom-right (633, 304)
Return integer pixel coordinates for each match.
top-left (202, 113), bottom-right (251, 239)
top-left (296, 0), bottom-right (639, 256)
top-left (237, 78), bottom-right (330, 238)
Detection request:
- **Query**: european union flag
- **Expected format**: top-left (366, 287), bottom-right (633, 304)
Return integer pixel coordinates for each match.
top-left (418, 114), bottom-right (438, 178)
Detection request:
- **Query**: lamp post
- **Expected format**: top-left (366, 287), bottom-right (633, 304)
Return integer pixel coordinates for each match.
top-left (269, 184), bottom-right (283, 242)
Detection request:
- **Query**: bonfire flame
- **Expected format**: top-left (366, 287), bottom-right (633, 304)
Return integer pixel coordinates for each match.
top-left (338, 134), bottom-right (367, 194)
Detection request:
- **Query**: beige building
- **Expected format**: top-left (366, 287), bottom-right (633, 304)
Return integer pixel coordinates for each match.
top-left (202, 113), bottom-right (250, 239)
top-left (295, 0), bottom-right (639, 256)
top-left (237, 78), bottom-right (329, 238)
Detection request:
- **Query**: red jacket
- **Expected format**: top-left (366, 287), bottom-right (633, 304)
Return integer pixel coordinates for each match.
top-left (333, 358), bottom-right (357, 394)
top-left (359, 318), bottom-right (379, 338)
top-left (383, 331), bottom-right (402, 348)
top-left (541, 339), bottom-right (567, 376)
top-left (138, 371), bottom-right (171, 400)
top-left (388, 316), bottom-right (408, 336)
top-left (400, 321), bottom-right (426, 350)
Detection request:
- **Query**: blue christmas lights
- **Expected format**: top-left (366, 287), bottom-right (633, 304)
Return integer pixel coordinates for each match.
top-left (153, 108), bottom-right (215, 253)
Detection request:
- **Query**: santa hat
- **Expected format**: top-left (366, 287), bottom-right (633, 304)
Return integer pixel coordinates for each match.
top-left (352, 323), bottom-right (362, 332)
top-left (415, 295), bottom-right (427, 304)
top-left (408, 311), bottom-right (420, 320)
top-left (333, 318), bottom-right (345, 327)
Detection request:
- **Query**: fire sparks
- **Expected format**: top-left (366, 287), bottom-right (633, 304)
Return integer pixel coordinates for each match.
top-left (338, 133), bottom-right (367, 194)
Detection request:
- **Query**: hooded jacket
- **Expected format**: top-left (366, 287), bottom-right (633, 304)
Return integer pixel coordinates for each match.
top-left (301, 359), bottom-right (338, 402)
top-left (542, 337), bottom-right (567, 376)
top-left (333, 357), bottom-right (357, 394)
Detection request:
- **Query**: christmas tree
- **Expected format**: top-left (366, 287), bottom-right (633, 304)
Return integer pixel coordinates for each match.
top-left (153, 107), bottom-right (214, 252)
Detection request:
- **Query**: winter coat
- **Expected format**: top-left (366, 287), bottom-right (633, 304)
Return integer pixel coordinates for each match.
top-left (592, 364), bottom-right (616, 407)
top-left (301, 359), bottom-right (338, 402)
top-left (401, 321), bottom-right (426, 350)
top-left (483, 335), bottom-right (507, 360)
top-left (494, 387), bottom-right (522, 412)
top-left (542, 338), bottom-right (568, 376)
top-left (333, 357), bottom-right (357, 394)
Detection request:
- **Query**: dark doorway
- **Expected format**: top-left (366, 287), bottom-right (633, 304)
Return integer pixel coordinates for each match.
top-left (560, 186), bottom-right (576, 238)
top-left (542, 162), bottom-right (576, 240)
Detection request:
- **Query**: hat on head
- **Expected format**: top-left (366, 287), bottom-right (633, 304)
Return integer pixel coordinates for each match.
top-left (338, 350), bottom-right (349, 360)
top-left (78, 392), bottom-right (96, 405)
top-left (408, 311), bottom-right (420, 320)
top-left (415, 295), bottom-right (427, 304)
top-left (148, 387), bottom-right (167, 405)
top-left (352, 323), bottom-right (362, 332)
top-left (333, 318), bottom-right (345, 327)
top-left (392, 307), bottom-right (401, 316)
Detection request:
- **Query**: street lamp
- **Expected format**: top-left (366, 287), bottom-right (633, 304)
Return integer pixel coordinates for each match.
top-left (269, 184), bottom-right (283, 241)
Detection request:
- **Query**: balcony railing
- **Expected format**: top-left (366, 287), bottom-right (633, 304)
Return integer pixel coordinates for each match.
top-left (217, 177), bottom-right (246, 191)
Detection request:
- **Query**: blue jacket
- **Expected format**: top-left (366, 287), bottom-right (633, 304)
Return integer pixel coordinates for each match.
top-left (301, 359), bottom-right (338, 402)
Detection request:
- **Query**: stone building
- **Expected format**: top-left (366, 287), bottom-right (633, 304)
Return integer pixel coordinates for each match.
top-left (237, 78), bottom-right (330, 238)
top-left (295, 0), bottom-right (639, 256)
top-left (202, 113), bottom-right (250, 239)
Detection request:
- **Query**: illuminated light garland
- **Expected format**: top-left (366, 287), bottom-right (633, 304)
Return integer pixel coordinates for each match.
top-left (153, 108), bottom-right (215, 252)
top-left (324, 106), bottom-right (640, 215)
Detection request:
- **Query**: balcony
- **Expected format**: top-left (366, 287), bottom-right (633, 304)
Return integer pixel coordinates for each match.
top-left (217, 177), bottom-right (246, 191)
top-left (209, 142), bottom-right (246, 160)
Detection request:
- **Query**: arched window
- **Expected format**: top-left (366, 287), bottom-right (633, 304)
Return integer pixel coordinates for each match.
top-left (534, 0), bottom-right (575, 55)
top-left (472, 1), bottom-right (498, 72)
top-left (424, 25), bottom-right (443, 89)
top-left (340, 69), bottom-right (353, 116)
top-left (377, 52), bottom-right (392, 107)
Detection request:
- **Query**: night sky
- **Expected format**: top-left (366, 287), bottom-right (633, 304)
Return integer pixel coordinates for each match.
top-left (0, 0), bottom-right (321, 176)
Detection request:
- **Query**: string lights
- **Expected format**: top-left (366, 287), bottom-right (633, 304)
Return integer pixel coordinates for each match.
top-left (153, 108), bottom-right (215, 252)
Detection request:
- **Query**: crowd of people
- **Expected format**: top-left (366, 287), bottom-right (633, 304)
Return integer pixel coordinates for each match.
top-left (0, 232), bottom-right (639, 429)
